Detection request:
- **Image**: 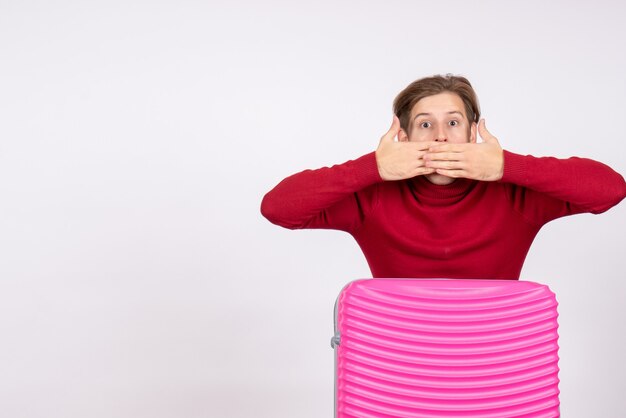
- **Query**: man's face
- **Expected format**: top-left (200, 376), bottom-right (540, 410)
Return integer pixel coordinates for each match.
top-left (398, 91), bottom-right (477, 185)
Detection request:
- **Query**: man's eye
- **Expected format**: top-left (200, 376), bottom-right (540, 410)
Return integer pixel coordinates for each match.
top-left (449, 120), bottom-right (458, 126)
top-left (421, 122), bottom-right (431, 128)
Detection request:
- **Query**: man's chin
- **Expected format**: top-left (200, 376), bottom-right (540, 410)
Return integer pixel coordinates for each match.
top-left (425, 173), bottom-right (456, 186)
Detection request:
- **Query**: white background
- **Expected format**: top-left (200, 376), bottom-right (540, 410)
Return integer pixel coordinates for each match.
top-left (1, 1), bottom-right (625, 417)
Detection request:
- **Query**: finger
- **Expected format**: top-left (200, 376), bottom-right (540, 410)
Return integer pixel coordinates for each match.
top-left (423, 152), bottom-right (464, 162)
top-left (425, 160), bottom-right (465, 170)
top-left (412, 167), bottom-right (436, 176)
top-left (427, 143), bottom-right (467, 153)
top-left (407, 140), bottom-right (439, 151)
top-left (478, 119), bottom-right (499, 144)
top-left (382, 115), bottom-right (402, 142)
top-left (434, 168), bottom-right (465, 178)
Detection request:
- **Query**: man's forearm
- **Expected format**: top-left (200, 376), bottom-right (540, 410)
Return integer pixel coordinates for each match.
top-left (260, 152), bottom-right (383, 230)
top-left (500, 151), bottom-right (626, 214)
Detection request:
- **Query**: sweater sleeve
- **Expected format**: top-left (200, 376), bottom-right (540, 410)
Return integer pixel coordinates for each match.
top-left (260, 152), bottom-right (384, 232)
top-left (500, 150), bottom-right (626, 225)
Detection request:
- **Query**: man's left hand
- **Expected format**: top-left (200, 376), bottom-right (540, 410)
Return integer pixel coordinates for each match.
top-left (423, 119), bottom-right (504, 181)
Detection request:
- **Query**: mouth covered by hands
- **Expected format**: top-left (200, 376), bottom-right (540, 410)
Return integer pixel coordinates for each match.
top-left (423, 119), bottom-right (504, 182)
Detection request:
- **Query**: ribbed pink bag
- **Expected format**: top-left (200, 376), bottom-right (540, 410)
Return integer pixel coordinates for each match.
top-left (331, 279), bottom-right (560, 417)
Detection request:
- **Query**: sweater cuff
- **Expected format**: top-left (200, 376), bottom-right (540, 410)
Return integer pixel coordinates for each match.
top-left (500, 150), bottom-right (529, 185)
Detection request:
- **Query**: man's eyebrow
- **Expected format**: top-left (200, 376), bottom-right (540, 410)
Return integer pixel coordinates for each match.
top-left (413, 112), bottom-right (430, 120)
top-left (413, 110), bottom-right (464, 120)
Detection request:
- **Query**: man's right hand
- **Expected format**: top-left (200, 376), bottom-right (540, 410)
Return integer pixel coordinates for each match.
top-left (375, 116), bottom-right (437, 181)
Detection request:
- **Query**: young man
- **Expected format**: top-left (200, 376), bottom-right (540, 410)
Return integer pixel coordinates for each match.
top-left (261, 75), bottom-right (626, 279)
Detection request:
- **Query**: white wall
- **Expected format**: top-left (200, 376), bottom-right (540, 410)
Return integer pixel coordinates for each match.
top-left (1, 1), bottom-right (624, 417)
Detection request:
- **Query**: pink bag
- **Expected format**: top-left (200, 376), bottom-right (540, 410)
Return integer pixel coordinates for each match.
top-left (331, 279), bottom-right (560, 417)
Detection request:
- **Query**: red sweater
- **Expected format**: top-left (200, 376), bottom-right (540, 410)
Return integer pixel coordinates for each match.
top-left (261, 151), bottom-right (626, 279)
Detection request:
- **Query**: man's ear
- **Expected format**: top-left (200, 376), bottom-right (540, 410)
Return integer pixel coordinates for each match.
top-left (469, 122), bottom-right (477, 143)
top-left (398, 128), bottom-right (409, 142)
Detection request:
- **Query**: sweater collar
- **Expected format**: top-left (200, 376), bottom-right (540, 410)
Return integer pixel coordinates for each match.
top-left (409, 176), bottom-right (477, 201)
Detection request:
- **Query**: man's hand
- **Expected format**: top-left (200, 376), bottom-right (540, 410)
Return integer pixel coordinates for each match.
top-left (376, 116), bottom-right (437, 181)
top-left (423, 119), bottom-right (504, 181)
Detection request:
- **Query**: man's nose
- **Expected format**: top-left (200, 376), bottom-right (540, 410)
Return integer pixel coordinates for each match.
top-left (435, 127), bottom-right (447, 142)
